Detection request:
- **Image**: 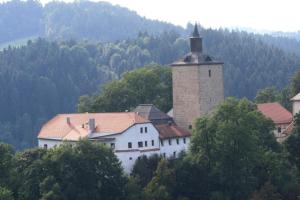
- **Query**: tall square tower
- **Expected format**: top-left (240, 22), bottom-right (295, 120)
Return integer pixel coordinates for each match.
top-left (171, 24), bottom-right (224, 130)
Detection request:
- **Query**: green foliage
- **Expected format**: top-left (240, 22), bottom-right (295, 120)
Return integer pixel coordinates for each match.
top-left (0, 187), bottom-right (14, 200)
top-left (11, 140), bottom-right (126, 200)
top-left (190, 98), bottom-right (279, 199)
top-left (255, 87), bottom-right (281, 103)
top-left (0, 143), bottom-right (14, 191)
top-left (285, 113), bottom-right (300, 170)
top-left (291, 70), bottom-right (300, 96)
top-left (78, 65), bottom-right (172, 113)
top-left (131, 154), bottom-right (162, 187)
top-left (144, 159), bottom-right (175, 200)
top-left (251, 182), bottom-right (282, 200)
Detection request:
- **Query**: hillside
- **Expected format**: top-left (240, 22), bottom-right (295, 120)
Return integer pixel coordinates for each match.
top-left (0, 0), bottom-right (183, 45)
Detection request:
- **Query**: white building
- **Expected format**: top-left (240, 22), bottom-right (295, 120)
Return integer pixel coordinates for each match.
top-left (38, 107), bottom-right (191, 173)
top-left (291, 93), bottom-right (300, 116)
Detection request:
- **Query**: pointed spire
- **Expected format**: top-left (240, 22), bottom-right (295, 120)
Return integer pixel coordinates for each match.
top-left (190, 23), bottom-right (202, 53)
top-left (192, 23), bottom-right (200, 37)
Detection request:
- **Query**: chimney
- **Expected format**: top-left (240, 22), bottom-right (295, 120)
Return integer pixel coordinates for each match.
top-left (88, 118), bottom-right (95, 132)
top-left (66, 117), bottom-right (71, 124)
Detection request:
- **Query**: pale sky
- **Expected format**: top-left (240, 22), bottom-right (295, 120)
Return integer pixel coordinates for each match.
top-left (4, 0), bottom-right (300, 32)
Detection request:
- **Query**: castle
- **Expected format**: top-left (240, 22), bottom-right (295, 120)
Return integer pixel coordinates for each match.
top-left (37, 24), bottom-right (300, 172)
top-left (37, 24), bottom-right (224, 172)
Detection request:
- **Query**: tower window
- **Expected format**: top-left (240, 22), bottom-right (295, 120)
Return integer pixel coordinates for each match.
top-left (140, 127), bottom-right (143, 133)
top-left (176, 138), bottom-right (179, 145)
top-left (152, 140), bottom-right (154, 146)
top-left (145, 127), bottom-right (148, 133)
top-left (145, 141), bottom-right (148, 147)
top-left (183, 138), bottom-right (186, 144)
top-left (209, 69), bottom-right (211, 77)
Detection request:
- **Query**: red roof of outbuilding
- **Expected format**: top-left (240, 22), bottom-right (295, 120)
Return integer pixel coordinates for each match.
top-left (257, 102), bottom-right (293, 124)
top-left (155, 124), bottom-right (191, 139)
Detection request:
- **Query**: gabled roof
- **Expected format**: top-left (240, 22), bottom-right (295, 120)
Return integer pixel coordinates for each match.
top-left (291, 93), bottom-right (300, 101)
top-left (38, 112), bottom-right (149, 141)
top-left (133, 104), bottom-right (173, 125)
top-left (257, 102), bottom-right (293, 124)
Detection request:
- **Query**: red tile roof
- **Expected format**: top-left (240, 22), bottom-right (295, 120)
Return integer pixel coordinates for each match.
top-left (257, 102), bottom-right (293, 124)
top-left (38, 112), bottom-right (149, 141)
top-left (155, 124), bottom-right (191, 139)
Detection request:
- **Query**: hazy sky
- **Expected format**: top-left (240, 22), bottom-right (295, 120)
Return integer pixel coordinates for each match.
top-left (4, 0), bottom-right (300, 32)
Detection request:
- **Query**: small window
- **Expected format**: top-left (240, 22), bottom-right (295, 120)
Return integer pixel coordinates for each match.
top-left (176, 138), bottom-right (179, 145)
top-left (129, 157), bottom-right (133, 160)
top-left (128, 142), bottom-right (132, 149)
top-left (110, 143), bottom-right (115, 149)
top-left (188, 125), bottom-right (192, 130)
top-left (169, 139), bottom-right (172, 145)
top-left (138, 142), bottom-right (143, 148)
top-left (173, 151), bottom-right (176, 158)
top-left (145, 127), bottom-right (148, 133)
top-left (209, 69), bottom-right (211, 77)
top-left (152, 140), bottom-right (154, 146)
top-left (161, 140), bottom-right (164, 146)
top-left (278, 127), bottom-right (282, 133)
top-left (140, 127), bottom-right (143, 133)
top-left (145, 141), bottom-right (148, 147)
top-left (44, 144), bottom-right (48, 149)
top-left (183, 138), bottom-right (186, 144)
top-left (163, 153), bottom-right (166, 158)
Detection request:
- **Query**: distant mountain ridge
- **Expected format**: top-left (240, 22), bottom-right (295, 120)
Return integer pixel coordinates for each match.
top-left (0, 0), bottom-right (184, 45)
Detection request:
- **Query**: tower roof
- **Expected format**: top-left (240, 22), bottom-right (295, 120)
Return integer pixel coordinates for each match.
top-left (192, 23), bottom-right (200, 37)
top-left (171, 24), bottom-right (223, 66)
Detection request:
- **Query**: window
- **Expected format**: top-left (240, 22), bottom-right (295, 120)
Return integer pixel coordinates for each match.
top-left (138, 142), bottom-right (143, 148)
top-left (128, 142), bottom-right (132, 149)
top-left (183, 138), bottom-right (186, 144)
top-left (110, 143), bottom-right (115, 149)
top-left (140, 127), bottom-right (143, 133)
top-left (44, 144), bottom-right (48, 149)
top-left (161, 140), bottom-right (164, 146)
top-left (188, 125), bottom-right (192, 130)
top-left (209, 69), bottom-right (211, 77)
top-left (152, 140), bottom-right (154, 146)
top-left (176, 138), bottom-right (179, 145)
top-left (163, 153), bottom-right (166, 158)
top-left (129, 157), bottom-right (133, 160)
top-left (145, 141), bottom-right (148, 147)
top-left (145, 127), bottom-right (148, 133)
top-left (169, 139), bottom-right (172, 145)
top-left (278, 127), bottom-right (282, 133)
top-left (173, 151), bottom-right (176, 158)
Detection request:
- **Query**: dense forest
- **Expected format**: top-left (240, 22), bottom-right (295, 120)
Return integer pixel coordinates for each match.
top-left (2, 100), bottom-right (300, 200)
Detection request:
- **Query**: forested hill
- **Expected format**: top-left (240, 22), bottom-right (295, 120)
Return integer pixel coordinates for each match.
top-left (0, 0), bottom-right (183, 44)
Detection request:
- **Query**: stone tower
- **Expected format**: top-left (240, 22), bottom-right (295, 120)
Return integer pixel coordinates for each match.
top-left (171, 24), bottom-right (224, 130)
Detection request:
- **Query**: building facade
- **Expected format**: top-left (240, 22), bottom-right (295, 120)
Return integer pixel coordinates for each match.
top-left (38, 111), bottom-right (190, 173)
top-left (171, 24), bottom-right (224, 130)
